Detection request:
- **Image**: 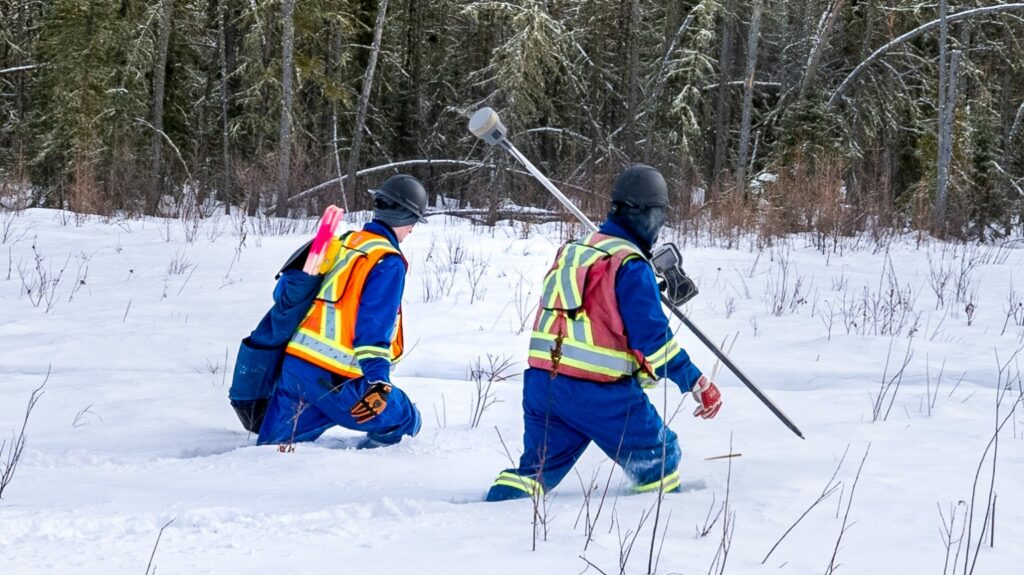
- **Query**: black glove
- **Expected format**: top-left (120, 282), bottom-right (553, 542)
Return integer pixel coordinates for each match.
top-left (351, 382), bottom-right (392, 424)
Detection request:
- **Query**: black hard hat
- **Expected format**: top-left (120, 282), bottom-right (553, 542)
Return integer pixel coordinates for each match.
top-left (611, 164), bottom-right (669, 209)
top-left (369, 174), bottom-right (428, 225)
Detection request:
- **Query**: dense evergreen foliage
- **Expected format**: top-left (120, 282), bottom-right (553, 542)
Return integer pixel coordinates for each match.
top-left (1, 1), bottom-right (1022, 238)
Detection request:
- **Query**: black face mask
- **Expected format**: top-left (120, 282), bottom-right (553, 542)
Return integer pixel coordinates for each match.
top-left (611, 205), bottom-right (667, 253)
top-left (373, 198), bottom-right (420, 227)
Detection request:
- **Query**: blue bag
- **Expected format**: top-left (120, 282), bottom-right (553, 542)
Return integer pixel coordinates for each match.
top-left (229, 267), bottom-right (322, 432)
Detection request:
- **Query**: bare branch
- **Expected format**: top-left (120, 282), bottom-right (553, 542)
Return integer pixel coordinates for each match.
top-left (0, 64), bottom-right (40, 76)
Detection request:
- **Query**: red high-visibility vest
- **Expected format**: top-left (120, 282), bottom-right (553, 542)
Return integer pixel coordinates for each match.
top-left (527, 232), bottom-right (653, 382)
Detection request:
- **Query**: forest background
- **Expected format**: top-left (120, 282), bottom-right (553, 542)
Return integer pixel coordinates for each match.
top-left (1, 0), bottom-right (1023, 241)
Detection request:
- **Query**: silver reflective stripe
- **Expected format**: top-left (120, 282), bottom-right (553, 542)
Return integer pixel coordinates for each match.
top-left (558, 261), bottom-right (579, 309)
top-left (324, 305), bottom-right (337, 342)
top-left (290, 332), bottom-right (358, 368)
top-left (528, 337), bottom-right (634, 375)
top-left (540, 271), bottom-right (558, 307)
top-left (538, 309), bottom-right (556, 332)
top-left (569, 317), bottom-right (587, 342)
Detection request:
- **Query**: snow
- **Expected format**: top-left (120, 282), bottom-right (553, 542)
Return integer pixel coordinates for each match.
top-left (1, 208), bottom-right (1023, 574)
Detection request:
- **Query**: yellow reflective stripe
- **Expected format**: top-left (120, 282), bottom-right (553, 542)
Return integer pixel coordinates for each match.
top-left (319, 236), bottom-right (400, 300)
top-left (540, 271), bottom-right (557, 306)
top-left (320, 247), bottom-right (365, 299)
top-left (647, 338), bottom-right (681, 369)
top-left (580, 311), bottom-right (595, 345)
top-left (585, 249), bottom-right (606, 266)
top-left (541, 257), bottom-right (573, 310)
top-left (492, 472), bottom-right (544, 496)
top-left (588, 235), bottom-right (641, 257)
top-left (563, 245), bottom-right (585, 308)
top-left (354, 345), bottom-right (391, 361)
top-left (550, 245), bottom-right (575, 308)
top-left (542, 236), bottom-right (641, 313)
top-left (551, 243), bottom-right (604, 310)
top-left (353, 239), bottom-right (394, 251)
top-left (633, 470), bottom-right (681, 494)
top-left (537, 309), bottom-right (556, 333)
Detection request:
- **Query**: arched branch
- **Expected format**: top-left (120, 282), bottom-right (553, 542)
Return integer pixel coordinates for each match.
top-left (828, 3), bottom-right (1024, 109)
top-left (286, 159), bottom-right (596, 207)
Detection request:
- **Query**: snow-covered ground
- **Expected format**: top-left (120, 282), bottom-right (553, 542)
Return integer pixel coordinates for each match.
top-left (1, 208), bottom-right (1023, 574)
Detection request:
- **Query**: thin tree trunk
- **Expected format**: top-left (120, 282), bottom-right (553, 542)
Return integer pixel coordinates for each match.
top-left (147, 0), bottom-right (174, 214)
top-left (218, 2), bottom-right (231, 215)
top-left (275, 0), bottom-right (296, 217)
top-left (799, 0), bottom-right (845, 100)
top-left (397, 0), bottom-right (423, 157)
top-left (935, 0), bottom-right (950, 232)
top-left (616, 0), bottom-right (640, 159)
top-left (345, 0), bottom-right (389, 208)
top-left (12, 2), bottom-right (28, 165)
top-left (938, 0), bottom-right (949, 163)
top-left (936, 49), bottom-right (961, 233)
top-left (1010, 100), bottom-right (1024, 145)
top-left (735, 0), bottom-right (763, 188)
top-left (712, 3), bottom-right (736, 186)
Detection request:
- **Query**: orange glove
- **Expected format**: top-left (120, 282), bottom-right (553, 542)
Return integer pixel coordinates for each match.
top-left (691, 376), bottom-right (722, 419)
top-left (351, 382), bottom-right (392, 424)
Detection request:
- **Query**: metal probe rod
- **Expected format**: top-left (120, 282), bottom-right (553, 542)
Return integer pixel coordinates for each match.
top-left (469, 107), bottom-right (804, 439)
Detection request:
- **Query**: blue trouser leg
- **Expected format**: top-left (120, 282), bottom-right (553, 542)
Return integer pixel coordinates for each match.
top-left (556, 376), bottom-right (681, 491)
top-left (486, 400), bottom-right (590, 502)
top-left (258, 356), bottom-right (420, 446)
top-left (486, 369), bottom-right (681, 501)
top-left (257, 371), bottom-right (335, 444)
top-left (306, 374), bottom-right (421, 444)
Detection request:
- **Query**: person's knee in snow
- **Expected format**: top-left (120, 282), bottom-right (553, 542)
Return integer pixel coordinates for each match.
top-left (232, 175), bottom-right (430, 447)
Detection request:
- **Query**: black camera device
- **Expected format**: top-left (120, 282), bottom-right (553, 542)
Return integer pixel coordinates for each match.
top-left (651, 243), bottom-right (698, 306)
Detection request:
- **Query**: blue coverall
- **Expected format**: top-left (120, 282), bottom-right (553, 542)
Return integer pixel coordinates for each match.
top-left (257, 221), bottom-right (421, 446)
top-left (486, 218), bottom-right (702, 501)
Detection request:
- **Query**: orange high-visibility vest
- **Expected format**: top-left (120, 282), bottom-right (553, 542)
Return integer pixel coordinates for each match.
top-left (527, 232), bottom-right (677, 382)
top-left (285, 230), bottom-right (406, 378)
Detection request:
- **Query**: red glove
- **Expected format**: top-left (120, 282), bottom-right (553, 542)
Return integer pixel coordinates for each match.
top-left (691, 376), bottom-right (722, 419)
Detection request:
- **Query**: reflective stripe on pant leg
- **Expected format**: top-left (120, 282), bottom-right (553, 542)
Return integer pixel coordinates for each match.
top-left (491, 471), bottom-right (544, 497)
top-left (632, 469), bottom-right (681, 494)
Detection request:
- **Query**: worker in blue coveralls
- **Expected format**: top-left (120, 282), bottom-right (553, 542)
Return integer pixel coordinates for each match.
top-left (235, 175), bottom-right (428, 449)
top-left (485, 165), bottom-right (723, 501)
